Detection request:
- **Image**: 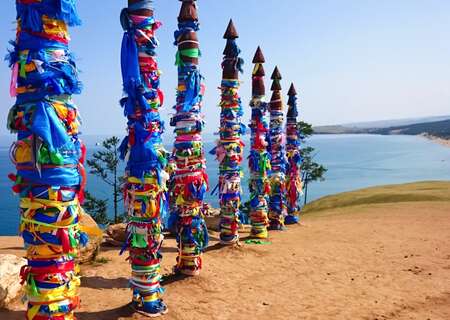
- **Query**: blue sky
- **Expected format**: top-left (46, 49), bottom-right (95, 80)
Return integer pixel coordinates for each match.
top-left (0, 0), bottom-right (449, 136)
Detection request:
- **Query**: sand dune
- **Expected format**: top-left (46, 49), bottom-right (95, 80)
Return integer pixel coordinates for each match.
top-left (1, 182), bottom-right (450, 319)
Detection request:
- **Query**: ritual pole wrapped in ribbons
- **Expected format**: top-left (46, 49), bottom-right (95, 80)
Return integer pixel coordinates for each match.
top-left (268, 67), bottom-right (288, 230)
top-left (212, 20), bottom-right (245, 245)
top-left (6, 1), bottom-right (87, 319)
top-left (118, 0), bottom-right (168, 316)
top-left (285, 83), bottom-right (303, 225)
top-left (170, 0), bottom-right (209, 276)
top-left (248, 46), bottom-right (271, 239)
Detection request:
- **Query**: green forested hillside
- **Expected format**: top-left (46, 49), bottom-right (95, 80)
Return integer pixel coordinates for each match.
top-left (314, 119), bottom-right (450, 139)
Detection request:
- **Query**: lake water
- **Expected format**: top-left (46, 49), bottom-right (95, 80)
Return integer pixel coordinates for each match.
top-left (1, 134), bottom-right (450, 236)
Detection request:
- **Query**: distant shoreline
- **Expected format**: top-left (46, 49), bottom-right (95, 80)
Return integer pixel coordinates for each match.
top-left (314, 118), bottom-right (450, 146)
top-left (313, 131), bottom-right (450, 148)
top-left (420, 133), bottom-right (450, 148)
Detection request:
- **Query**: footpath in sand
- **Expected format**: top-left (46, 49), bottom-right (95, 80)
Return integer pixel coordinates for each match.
top-left (1, 181), bottom-right (450, 320)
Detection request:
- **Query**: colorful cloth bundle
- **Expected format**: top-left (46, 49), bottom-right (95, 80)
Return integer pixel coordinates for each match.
top-left (118, 1), bottom-right (168, 316)
top-left (268, 67), bottom-right (287, 230)
top-left (7, 1), bottom-right (86, 319)
top-left (248, 47), bottom-right (271, 239)
top-left (285, 84), bottom-right (303, 225)
top-left (211, 20), bottom-right (245, 245)
top-left (169, 0), bottom-right (209, 276)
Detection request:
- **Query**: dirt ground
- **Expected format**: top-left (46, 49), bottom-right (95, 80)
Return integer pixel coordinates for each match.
top-left (1, 201), bottom-right (450, 320)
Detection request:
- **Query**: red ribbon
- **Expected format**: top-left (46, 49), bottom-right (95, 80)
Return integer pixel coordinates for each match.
top-left (57, 228), bottom-right (71, 253)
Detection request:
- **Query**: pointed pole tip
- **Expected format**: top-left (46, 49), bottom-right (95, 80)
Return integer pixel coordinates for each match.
top-left (288, 83), bottom-right (297, 96)
top-left (252, 46), bottom-right (265, 64)
top-left (271, 66), bottom-right (282, 80)
top-left (224, 19), bottom-right (239, 39)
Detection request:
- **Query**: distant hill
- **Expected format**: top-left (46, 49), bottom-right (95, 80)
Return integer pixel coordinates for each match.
top-left (311, 125), bottom-right (367, 134)
top-left (314, 117), bottom-right (450, 140)
top-left (341, 115), bottom-right (450, 129)
top-left (370, 119), bottom-right (450, 139)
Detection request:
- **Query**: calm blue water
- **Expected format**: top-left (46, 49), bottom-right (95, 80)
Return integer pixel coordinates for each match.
top-left (1, 134), bottom-right (450, 236)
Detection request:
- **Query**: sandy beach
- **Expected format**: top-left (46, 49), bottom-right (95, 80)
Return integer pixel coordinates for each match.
top-left (421, 133), bottom-right (450, 148)
top-left (1, 182), bottom-right (450, 320)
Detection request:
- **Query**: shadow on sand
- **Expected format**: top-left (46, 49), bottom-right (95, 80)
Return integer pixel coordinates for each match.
top-left (81, 276), bottom-right (128, 289)
top-left (0, 310), bottom-right (22, 320)
top-left (205, 242), bottom-right (225, 253)
top-left (2, 247), bottom-right (24, 250)
top-left (77, 304), bottom-right (135, 320)
top-left (161, 272), bottom-right (190, 286)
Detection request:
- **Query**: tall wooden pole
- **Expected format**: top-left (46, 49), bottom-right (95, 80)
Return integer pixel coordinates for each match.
top-left (119, 0), bottom-right (168, 315)
top-left (285, 83), bottom-right (302, 224)
top-left (7, 1), bottom-right (85, 319)
top-left (248, 47), bottom-right (271, 239)
top-left (170, 0), bottom-right (209, 276)
top-left (213, 19), bottom-right (245, 245)
top-left (268, 67), bottom-right (287, 230)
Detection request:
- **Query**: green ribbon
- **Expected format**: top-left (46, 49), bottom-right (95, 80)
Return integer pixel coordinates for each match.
top-left (175, 48), bottom-right (201, 66)
top-left (244, 240), bottom-right (272, 245)
top-left (50, 151), bottom-right (65, 165)
top-left (19, 54), bottom-right (28, 78)
top-left (69, 228), bottom-right (77, 248)
top-left (259, 158), bottom-right (266, 175)
top-left (37, 145), bottom-right (65, 165)
top-left (28, 275), bottom-right (39, 296)
top-left (132, 234), bottom-right (148, 248)
top-left (158, 153), bottom-right (167, 167)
